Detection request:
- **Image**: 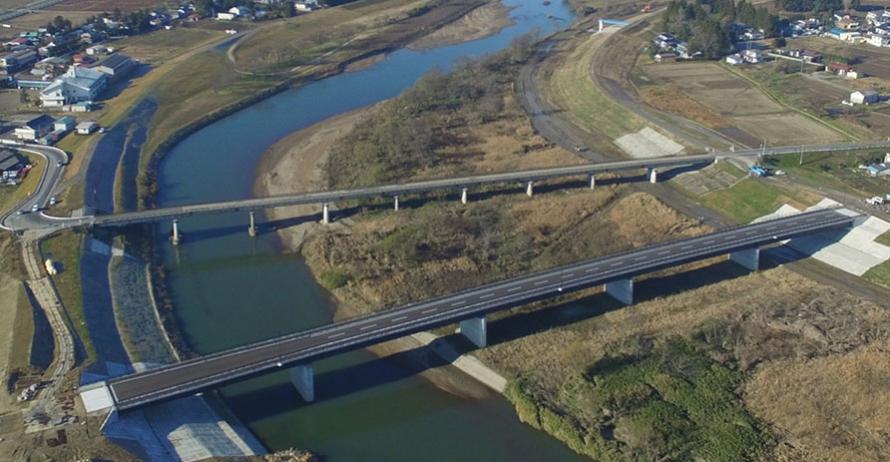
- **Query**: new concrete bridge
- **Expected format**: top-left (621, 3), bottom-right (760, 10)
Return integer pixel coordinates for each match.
top-left (80, 208), bottom-right (854, 412)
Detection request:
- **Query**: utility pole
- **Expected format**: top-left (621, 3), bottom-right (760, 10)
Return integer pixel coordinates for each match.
top-left (799, 145), bottom-right (804, 166)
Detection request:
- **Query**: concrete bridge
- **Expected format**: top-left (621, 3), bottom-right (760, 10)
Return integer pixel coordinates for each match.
top-left (79, 208), bottom-right (854, 413)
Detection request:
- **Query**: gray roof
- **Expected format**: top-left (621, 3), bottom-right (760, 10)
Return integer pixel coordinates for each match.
top-left (0, 152), bottom-right (22, 171)
top-left (98, 53), bottom-right (132, 71)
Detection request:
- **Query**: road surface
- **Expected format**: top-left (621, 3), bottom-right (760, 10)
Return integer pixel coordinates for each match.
top-left (106, 208), bottom-right (853, 411)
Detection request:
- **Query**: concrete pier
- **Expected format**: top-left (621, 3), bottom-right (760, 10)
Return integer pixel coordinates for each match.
top-left (393, 195), bottom-right (399, 211)
top-left (171, 219), bottom-right (181, 246)
top-left (459, 317), bottom-right (487, 348)
top-left (730, 247), bottom-right (760, 271)
top-left (526, 181), bottom-right (534, 197)
top-left (290, 364), bottom-right (314, 402)
top-left (321, 203), bottom-right (330, 225)
top-left (461, 187), bottom-right (468, 205)
top-left (648, 168), bottom-right (658, 184)
top-left (248, 211), bottom-right (256, 237)
top-left (605, 278), bottom-right (633, 305)
top-left (589, 175), bottom-right (596, 190)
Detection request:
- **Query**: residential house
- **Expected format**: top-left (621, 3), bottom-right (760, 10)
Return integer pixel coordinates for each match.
top-left (14, 114), bottom-right (54, 140)
top-left (0, 49), bottom-right (37, 74)
top-left (54, 115), bottom-right (75, 131)
top-left (217, 12), bottom-right (236, 20)
top-left (725, 53), bottom-right (744, 65)
top-left (828, 62), bottom-right (859, 78)
top-left (868, 34), bottom-right (890, 47)
top-left (654, 52), bottom-right (677, 63)
top-left (94, 53), bottom-right (135, 82)
top-left (0, 150), bottom-right (25, 181)
top-left (866, 163), bottom-right (890, 176)
top-left (851, 89), bottom-right (879, 105)
top-left (40, 66), bottom-right (108, 107)
top-left (76, 121), bottom-right (98, 134)
top-left (742, 49), bottom-right (763, 63)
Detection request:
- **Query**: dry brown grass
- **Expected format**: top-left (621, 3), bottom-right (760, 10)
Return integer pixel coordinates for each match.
top-left (638, 84), bottom-right (730, 129)
top-left (746, 341), bottom-right (890, 462)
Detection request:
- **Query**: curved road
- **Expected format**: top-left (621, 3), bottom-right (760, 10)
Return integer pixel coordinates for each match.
top-left (0, 142), bottom-right (69, 235)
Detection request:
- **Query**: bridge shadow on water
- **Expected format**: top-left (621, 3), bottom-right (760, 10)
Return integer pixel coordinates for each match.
top-left (222, 253), bottom-right (798, 419)
top-left (156, 163), bottom-right (709, 246)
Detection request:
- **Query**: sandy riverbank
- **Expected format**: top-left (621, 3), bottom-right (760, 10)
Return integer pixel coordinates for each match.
top-left (410, 1), bottom-right (514, 50)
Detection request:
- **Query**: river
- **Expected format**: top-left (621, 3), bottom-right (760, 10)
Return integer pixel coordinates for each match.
top-left (149, 1), bottom-right (584, 459)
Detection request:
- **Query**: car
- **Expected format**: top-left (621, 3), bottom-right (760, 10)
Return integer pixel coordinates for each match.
top-left (574, 145), bottom-right (584, 152)
top-left (49, 196), bottom-right (57, 206)
top-left (16, 210), bottom-right (23, 215)
top-left (31, 203), bottom-right (39, 213)
top-left (56, 161), bottom-right (63, 167)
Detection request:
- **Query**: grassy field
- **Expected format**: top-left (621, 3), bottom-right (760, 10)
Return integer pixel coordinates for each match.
top-left (544, 30), bottom-right (644, 140)
top-left (673, 161), bottom-right (820, 223)
top-left (864, 260), bottom-right (890, 288)
top-left (39, 230), bottom-right (92, 362)
top-left (0, 154), bottom-right (44, 217)
top-left (764, 150), bottom-right (889, 198)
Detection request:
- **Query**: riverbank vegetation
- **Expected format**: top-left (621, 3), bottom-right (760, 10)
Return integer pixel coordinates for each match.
top-left (288, 41), bottom-right (890, 460)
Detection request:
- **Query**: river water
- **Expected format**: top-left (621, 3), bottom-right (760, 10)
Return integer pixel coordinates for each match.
top-left (151, 1), bottom-right (584, 459)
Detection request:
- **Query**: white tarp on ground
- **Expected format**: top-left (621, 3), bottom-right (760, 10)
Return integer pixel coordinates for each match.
top-left (757, 199), bottom-right (890, 276)
top-left (615, 127), bottom-right (684, 159)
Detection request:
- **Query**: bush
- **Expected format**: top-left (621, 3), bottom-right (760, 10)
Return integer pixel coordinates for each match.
top-left (319, 267), bottom-right (351, 290)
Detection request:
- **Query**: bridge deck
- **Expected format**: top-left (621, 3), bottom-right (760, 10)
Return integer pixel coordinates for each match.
top-left (107, 208), bottom-right (854, 410)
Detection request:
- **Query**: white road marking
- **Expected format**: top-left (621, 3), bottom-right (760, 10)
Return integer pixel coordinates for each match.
top-left (392, 315), bottom-right (407, 322)
top-left (533, 280), bottom-right (549, 286)
top-left (451, 300), bottom-right (466, 307)
top-left (479, 293), bottom-right (495, 300)
top-left (359, 324), bottom-right (377, 331)
top-left (506, 286), bottom-right (522, 293)
top-left (328, 332), bottom-right (345, 339)
top-left (421, 308), bottom-right (437, 314)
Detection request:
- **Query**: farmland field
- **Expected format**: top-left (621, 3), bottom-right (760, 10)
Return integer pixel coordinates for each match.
top-left (640, 62), bottom-right (846, 145)
top-left (49, 0), bottom-right (166, 12)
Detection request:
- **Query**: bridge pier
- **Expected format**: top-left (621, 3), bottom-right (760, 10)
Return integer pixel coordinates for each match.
top-left (730, 247), bottom-right (760, 271)
top-left (393, 195), bottom-right (400, 211)
top-left (589, 175), bottom-right (596, 190)
top-left (290, 364), bottom-right (314, 402)
top-left (648, 168), bottom-right (658, 184)
top-left (171, 219), bottom-right (181, 246)
top-left (459, 316), bottom-right (487, 348)
top-left (526, 181), bottom-right (534, 197)
top-left (461, 187), bottom-right (468, 205)
top-left (605, 278), bottom-right (633, 305)
top-left (248, 211), bottom-right (257, 237)
top-left (322, 203), bottom-right (330, 225)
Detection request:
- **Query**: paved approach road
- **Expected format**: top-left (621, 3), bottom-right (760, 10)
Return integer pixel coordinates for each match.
top-left (106, 208), bottom-right (854, 411)
top-left (0, 143), bottom-right (69, 235)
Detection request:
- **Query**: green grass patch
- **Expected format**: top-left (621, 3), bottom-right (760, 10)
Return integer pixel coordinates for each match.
top-left (506, 338), bottom-right (774, 461)
top-left (698, 177), bottom-right (813, 224)
top-left (864, 260), bottom-right (890, 288)
top-left (318, 267), bottom-right (352, 290)
top-left (876, 230), bottom-right (890, 247)
top-left (39, 230), bottom-right (92, 362)
top-left (765, 150), bottom-right (889, 198)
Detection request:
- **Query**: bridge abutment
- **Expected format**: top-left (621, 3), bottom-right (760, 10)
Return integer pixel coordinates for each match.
top-left (290, 364), bottom-right (314, 402)
top-left (730, 247), bottom-right (760, 271)
top-left (248, 211), bottom-right (257, 237)
top-left (605, 278), bottom-right (633, 305)
top-left (459, 317), bottom-right (487, 348)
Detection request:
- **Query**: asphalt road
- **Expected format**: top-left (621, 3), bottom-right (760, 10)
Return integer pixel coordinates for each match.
top-left (106, 208), bottom-right (853, 411)
top-left (0, 143), bottom-right (69, 235)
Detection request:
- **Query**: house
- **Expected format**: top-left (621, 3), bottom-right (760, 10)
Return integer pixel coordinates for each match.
top-left (725, 53), bottom-right (744, 65)
top-left (0, 150), bottom-right (25, 181)
top-left (54, 115), bottom-right (75, 131)
top-left (0, 49), bottom-right (37, 74)
top-left (217, 12), bottom-right (236, 20)
top-left (654, 52), bottom-right (677, 63)
top-left (866, 163), bottom-right (890, 176)
top-left (788, 49), bottom-right (823, 62)
top-left (296, 1), bottom-right (319, 12)
top-left (229, 6), bottom-right (250, 16)
top-left (94, 53), bottom-right (135, 81)
top-left (828, 62), bottom-right (860, 78)
top-left (76, 121), bottom-right (98, 134)
top-left (742, 49), bottom-right (763, 63)
top-left (85, 45), bottom-right (108, 56)
top-left (14, 114), bottom-right (54, 140)
top-left (868, 34), bottom-right (890, 47)
top-left (851, 89), bottom-right (879, 105)
top-left (40, 66), bottom-right (108, 107)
